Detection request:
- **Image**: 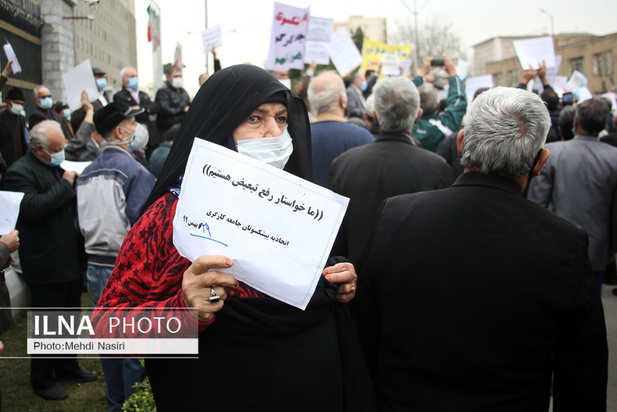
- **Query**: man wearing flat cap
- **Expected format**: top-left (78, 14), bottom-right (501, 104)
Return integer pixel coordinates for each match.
top-left (76, 101), bottom-right (154, 411)
top-left (0, 87), bottom-right (28, 173)
top-left (71, 67), bottom-right (110, 132)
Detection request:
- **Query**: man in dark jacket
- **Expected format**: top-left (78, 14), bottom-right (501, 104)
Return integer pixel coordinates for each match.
top-left (28, 86), bottom-right (73, 141)
top-left (354, 87), bottom-right (607, 411)
top-left (0, 87), bottom-right (28, 171)
top-left (155, 65), bottom-right (190, 137)
top-left (329, 76), bottom-right (453, 264)
top-left (114, 66), bottom-right (160, 157)
top-left (4, 120), bottom-right (97, 401)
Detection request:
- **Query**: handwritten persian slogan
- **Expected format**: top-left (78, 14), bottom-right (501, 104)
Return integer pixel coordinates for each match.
top-left (266, 2), bottom-right (309, 71)
top-left (173, 139), bottom-right (349, 310)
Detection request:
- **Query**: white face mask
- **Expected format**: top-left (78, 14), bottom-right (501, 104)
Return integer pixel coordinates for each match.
top-left (278, 78), bottom-right (292, 90)
top-left (9, 103), bottom-right (23, 116)
top-left (171, 77), bottom-right (183, 89)
top-left (133, 123), bottom-right (149, 151)
top-left (236, 126), bottom-right (293, 169)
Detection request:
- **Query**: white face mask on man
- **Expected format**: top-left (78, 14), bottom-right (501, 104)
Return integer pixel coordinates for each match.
top-left (236, 126), bottom-right (293, 170)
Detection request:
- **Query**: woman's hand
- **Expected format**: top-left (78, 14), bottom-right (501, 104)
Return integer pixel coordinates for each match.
top-left (323, 262), bottom-right (357, 303)
top-left (182, 255), bottom-right (238, 322)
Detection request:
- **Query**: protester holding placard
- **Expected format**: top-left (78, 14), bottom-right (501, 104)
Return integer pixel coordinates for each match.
top-left (95, 64), bottom-right (374, 411)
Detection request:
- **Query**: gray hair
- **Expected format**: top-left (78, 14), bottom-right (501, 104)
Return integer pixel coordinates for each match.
top-left (307, 71), bottom-right (345, 115)
top-left (33, 85), bottom-right (47, 99)
top-left (28, 120), bottom-right (62, 150)
top-left (418, 83), bottom-right (438, 116)
top-left (120, 66), bottom-right (136, 78)
top-left (373, 76), bottom-right (420, 133)
top-left (365, 94), bottom-right (375, 121)
top-left (461, 87), bottom-right (550, 177)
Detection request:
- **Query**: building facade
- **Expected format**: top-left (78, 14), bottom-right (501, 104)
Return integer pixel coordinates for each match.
top-left (334, 15), bottom-right (387, 44)
top-left (475, 33), bottom-right (616, 95)
top-left (0, 0), bottom-right (136, 108)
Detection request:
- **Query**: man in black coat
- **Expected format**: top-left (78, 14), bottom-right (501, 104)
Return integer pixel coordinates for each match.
top-left (114, 66), bottom-right (160, 157)
top-left (353, 87), bottom-right (608, 411)
top-left (155, 65), bottom-right (190, 137)
top-left (28, 85), bottom-right (72, 141)
top-left (329, 76), bottom-right (453, 264)
top-left (0, 87), bottom-right (28, 171)
top-left (4, 120), bottom-right (97, 400)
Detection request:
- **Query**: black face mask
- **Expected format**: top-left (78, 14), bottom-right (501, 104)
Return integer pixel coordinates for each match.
top-left (527, 149), bottom-right (543, 184)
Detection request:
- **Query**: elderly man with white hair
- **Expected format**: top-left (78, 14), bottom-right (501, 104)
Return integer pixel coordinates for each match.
top-left (4, 120), bottom-right (98, 401)
top-left (329, 76), bottom-right (453, 264)
top-left (307, 71), bottom-right (374, 187)
top-left (353, 87), bottom-right (608, 411)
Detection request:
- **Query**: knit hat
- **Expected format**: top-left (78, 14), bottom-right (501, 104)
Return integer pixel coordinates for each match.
top-left (6, 87), bottom-right (25, 101)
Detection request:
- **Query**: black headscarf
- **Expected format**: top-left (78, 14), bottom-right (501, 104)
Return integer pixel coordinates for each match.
top-left (143, 64), bottom-right (313, 212)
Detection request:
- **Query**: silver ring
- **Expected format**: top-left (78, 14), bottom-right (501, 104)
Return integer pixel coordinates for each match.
top-left (208, 286), bottom-right (220, 304)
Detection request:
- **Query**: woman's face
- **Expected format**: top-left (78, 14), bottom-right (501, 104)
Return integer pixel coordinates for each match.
top-left (233, 102), bottom-right (288, 143)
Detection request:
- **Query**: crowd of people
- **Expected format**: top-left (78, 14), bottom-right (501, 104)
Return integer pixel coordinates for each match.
top-left (0, 47), bottom-right (614, 411)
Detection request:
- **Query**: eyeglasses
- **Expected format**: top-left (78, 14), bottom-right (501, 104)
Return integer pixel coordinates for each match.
top-left (40, 95), bottom-right (52, 99)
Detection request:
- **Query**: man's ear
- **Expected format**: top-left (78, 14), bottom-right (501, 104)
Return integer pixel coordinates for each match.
top-left (532, 148), bottom-right (550, 176)
top-left (414, 108), bottom-right (424, 124)
top-left (372, 110), bottom-right (378, 124)
top-left (340, 93), bottom-right (347, 110)
top-left (456, 129), bottom-right (464, 158)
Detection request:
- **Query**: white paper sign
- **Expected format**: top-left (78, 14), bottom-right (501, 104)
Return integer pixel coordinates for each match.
top-left (304, 40), bottom-right (330, 65)
top-left (577, 87), bottom-right (593, 102)
top-left (533, 55), bottom-right (562, 92)
top-left (456, 59), bottom-right (470, 80)
top-left (329, 27), bottom-right (363, 77)
top-left (566, 70), bottom-right (587, 92)
top-left (61, 160), bottom-right (92, 175)
top-left (62, 60), bottom-right (99, 111)
top-left (0, 191), bottom-right (24, 234)
top-left (266, 2), bottom-right (310, 71)
top-left (552, 76), bottom-right (569, 97)
top-left (513, 36), bottom-right (556, 70)
top-left (201, 25), bottom-right (223, 54)
top-left (465, 74), bottom-right (494, 103)
top-left (3, 42), bottom-right (21, 74)
top-left (173, 139), bottom-right (349, 310)
top-left (307, 17), bottom-right (333, 42)
top-left (381, 53), bottom-right (401, 76)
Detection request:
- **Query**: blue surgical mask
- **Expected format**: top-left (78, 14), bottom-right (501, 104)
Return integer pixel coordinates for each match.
top-left (45, 149), bottom-right (65, 166)
top-left (361, 81), bottom-right (368, 91)
top-left (112, 126), bottom-right (136, 152)
top-left (62, 109), bottom-right (71, 120)
top-left (40, 96), bottom-right (53, 110)
top-left (128, 77), bottom-right (138, 89)
top-left (96, 78), bottom-right (107, 91)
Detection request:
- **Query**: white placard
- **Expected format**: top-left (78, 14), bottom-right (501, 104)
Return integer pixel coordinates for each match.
top-left (577, 87), bottom-right (593, 102)
top-left (304, 40), bottom-right (330, 65)
top-left (381, 53), bottom-right (401, 76)
top-left (266, 2), bottom-right (310, 71)
top-left (307, 17), bottom-right (333, 42)
top-left (329, 27), bottom-right (363, 77)
top-left (62, 60), bottom-right (99, 111)
top-left (0, 191), bottom-right (24, 234)
top-left (456, 59), bottom-right (470, 80)
top-left (566, 70), bottom-right (587, 92)
top-left (2, 42), bottom-right (21, 74)
top-left (552, 76), bottom-right (569, 97)
top-left (61, 160), bottom-right (91, 175)
top-left (465, 74), bottom-right (494, 103)
top-left (513, 36), bottom-right (556, 70)
top-left (173, 139), bottom-right (349, 310)
top-left (201, 25), bottom-right (223, 54)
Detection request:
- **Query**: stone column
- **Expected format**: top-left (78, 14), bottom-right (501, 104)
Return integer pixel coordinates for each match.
top-left (40, 0), bottom-right (76, 102)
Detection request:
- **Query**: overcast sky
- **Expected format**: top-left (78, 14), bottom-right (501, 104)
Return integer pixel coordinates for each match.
top-left (133, 0), bottom-right (617, 97)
